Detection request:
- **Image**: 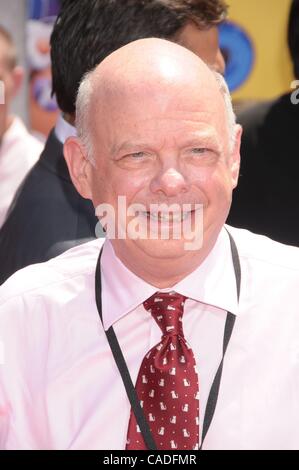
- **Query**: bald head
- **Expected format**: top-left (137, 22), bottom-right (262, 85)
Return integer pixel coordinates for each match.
top-left (76, 38), bottom-right (235, 161)
top-left (92, 37), bottom-right (217, 92)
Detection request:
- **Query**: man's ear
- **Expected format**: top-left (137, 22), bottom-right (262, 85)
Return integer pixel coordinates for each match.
top-left (230, 124), bottom-right (242, 189)
top-left (64, 137), bottom-right (93, 200)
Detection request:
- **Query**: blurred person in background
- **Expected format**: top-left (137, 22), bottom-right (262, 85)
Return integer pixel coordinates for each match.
top-left (228, 0), bottom-right (299, 246)
top-left (0, 25), bottom-right (43, 229)
top-left (0, 0), bottom-right (227, 285)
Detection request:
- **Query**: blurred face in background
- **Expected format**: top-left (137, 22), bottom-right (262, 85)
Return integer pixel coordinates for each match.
top-left (0, 36), bottom-right (23, 140)
top-left (177, 22), bottom-right (225, 75)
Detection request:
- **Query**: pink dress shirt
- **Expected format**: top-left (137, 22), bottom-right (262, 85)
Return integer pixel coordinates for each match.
top-left (0, 226), bottom-right (299, 449)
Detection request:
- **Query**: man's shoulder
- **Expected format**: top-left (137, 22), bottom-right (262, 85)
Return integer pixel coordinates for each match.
top-left (0, 238), bottom-right (105, 307)
top-left (227, 225), bottom-right (299, 274)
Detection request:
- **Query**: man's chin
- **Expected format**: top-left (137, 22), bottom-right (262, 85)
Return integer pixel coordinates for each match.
top-left (130, 237), bottom-right (201, 260)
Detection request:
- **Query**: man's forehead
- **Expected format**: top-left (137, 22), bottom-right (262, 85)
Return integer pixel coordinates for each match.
top-left (93, 67), bottom-right (221, 117)
top-left (91, 75), bottom-right (226, 143)
top-left (94, 77), bottom-right (224, 129)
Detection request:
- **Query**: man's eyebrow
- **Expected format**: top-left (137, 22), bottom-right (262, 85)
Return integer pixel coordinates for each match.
top-left (111, 132), bottom-right (222, 155)
top-left (182, 132), bottom-right (221, 149)
top-left (111, 141), bottom-right (150, 156)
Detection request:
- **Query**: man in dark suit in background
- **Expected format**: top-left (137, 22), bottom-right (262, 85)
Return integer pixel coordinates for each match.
top-left (228, 0), bottom-right (299, 246)
top-left (0, 0), bottom-right (227, 285)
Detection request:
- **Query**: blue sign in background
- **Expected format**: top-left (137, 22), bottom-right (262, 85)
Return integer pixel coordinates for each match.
top-left (219, 21), bottom-right (255, 92)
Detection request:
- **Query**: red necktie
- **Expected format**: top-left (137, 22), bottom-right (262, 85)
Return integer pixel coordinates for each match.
top-left (126, 292), bottom-right (200, 450)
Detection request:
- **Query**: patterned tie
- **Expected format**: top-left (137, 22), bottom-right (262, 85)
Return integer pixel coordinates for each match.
top-left (126, 291), bottom-right (200, 450)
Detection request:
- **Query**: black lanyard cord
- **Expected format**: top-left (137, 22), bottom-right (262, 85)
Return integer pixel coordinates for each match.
top-left (95, 259), bottom-right (157, 450)
top-left (95, 229), bottom-right (241, 450)
top-left (200, 230), bottom-right (241, 448)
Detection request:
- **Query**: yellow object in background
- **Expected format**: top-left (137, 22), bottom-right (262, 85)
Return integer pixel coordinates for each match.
top-left (227, 0), bottom-right (293, 101)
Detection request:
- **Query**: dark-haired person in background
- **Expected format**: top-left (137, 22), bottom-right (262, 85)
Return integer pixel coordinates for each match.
top-left (0, 25), bottom-right (43, 229)
top-left (0, 0), bottom-right (227, 285)
top-left (228, 0), bottom-right (299, 246)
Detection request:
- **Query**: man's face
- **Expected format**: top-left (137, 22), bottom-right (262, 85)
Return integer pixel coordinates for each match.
top-left (177, 22), bottom-right (225, 74)
top-left (86, 74), bottom-right (240, 263)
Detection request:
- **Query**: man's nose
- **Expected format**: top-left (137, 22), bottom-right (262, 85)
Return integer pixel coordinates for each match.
top-left (150, 167), bottom-right (188, 197)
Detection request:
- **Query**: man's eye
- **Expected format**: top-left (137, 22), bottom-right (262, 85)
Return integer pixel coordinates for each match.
top-left (191, 148), bottom-right (208, 155)
top-left (132, 152), bottom-right (145, 158)
top-left (126, 152), bottom-right (146, 159)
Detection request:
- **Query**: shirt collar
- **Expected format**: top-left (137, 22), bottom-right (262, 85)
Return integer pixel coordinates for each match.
top-left (101, 226), bottom-right (239, 330)
top-left (54, 114), bottom-right (76, 144)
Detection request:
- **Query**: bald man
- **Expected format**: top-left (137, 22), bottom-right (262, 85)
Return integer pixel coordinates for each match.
top-left (0, 0), bottom-right (227, 286)
top-left (0, 39), bottom-right (299, 451)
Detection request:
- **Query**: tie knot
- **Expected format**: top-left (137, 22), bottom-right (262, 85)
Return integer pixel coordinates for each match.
top-left (143, 292), bottom-right (187, 336)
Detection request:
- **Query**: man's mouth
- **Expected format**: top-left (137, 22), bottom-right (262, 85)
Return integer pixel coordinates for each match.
top-left (142, 210), bottom-right (195, 223)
